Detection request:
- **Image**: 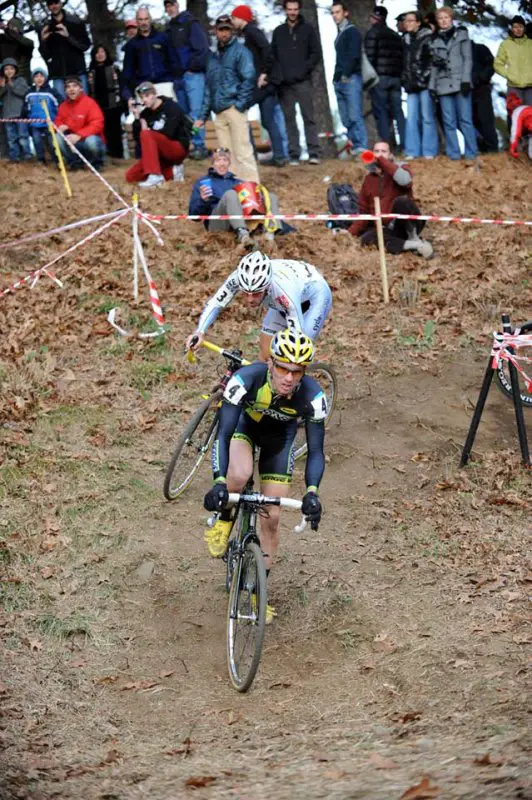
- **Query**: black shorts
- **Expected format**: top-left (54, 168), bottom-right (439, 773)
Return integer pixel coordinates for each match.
top-left (232, 412), bottom-right (297, 484)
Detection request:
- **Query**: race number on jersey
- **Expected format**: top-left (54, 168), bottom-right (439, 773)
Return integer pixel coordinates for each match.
top-left (311, 391), bottom-right (328, 421)
top-left (223, 374), bottom-right (247, 405)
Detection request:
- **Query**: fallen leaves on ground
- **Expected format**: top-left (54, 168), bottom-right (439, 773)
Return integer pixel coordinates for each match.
top-left (185, 775), bottom-right (217, 788)
top-left (400, 776), bottom-right (440, 798)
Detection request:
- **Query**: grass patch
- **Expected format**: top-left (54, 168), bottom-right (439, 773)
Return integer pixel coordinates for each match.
top-left (130, 361), bottom-right (174, 392)
top-left (38, 612), bottom-right (95, 640)
top-left (396, 320), bottom-right (437, 350)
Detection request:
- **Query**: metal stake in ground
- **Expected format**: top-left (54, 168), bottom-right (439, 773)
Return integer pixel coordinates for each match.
top-left (374, 197), bottom-right (389, 304)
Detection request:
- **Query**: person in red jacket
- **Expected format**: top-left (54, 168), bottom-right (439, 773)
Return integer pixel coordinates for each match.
top-left (348, 141), bottom-right (434, 258)
top-left (55, 75), bottom-right (105, 168)
top-left (507, 91), bottom-right (532, 159)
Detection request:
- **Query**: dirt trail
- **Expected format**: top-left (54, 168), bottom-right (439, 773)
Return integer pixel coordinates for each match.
top-left (1, 157), bottom-right (531, 799)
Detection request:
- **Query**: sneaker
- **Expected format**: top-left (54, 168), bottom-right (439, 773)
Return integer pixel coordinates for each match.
top-left (416, 239), bottom-right (434, 259)
top-left (172, 164), bottom-right (184, 182)
top-left (251, 594), bottom-right (277, 625)
top-left (139, 173), bottom-right (165, 188)
top-left (264, 232), bottom-right (275, 242)
top-left (288, 159), bottom-right (300, 166)
top-left (236, 227), bottom-right (253, 249)
top-left (424, 156), bottom-right (435, 160)
top-left (204, 519), bottom-right (232, 558)
top-left (308, 157), bottom-right (321, 165)
top-left (404, 154), bottom-right (416, 161)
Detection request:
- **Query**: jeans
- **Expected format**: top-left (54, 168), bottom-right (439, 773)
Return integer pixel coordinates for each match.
top-left (259, 91), bottom-right (287, 160)
top-left (52, 74), bottom-right (89, 100)
top-left (30, 127), bottom-right (56, 162)
top-left (5, 121), bottom-right (32, 161)
top-left (334, 74), bottom-right (368, 151)
top-left (405, 90), bottom-right (438, 157)
top-left (175, 71), bottom-right (206, 151)
top-left (439, 92), bottom-right (478, 159)
top-left (59, 134), bottom-right (105, 168)
top-left (370, 75), bottom-right (406, 148)
top-left (273, 103), bottom-right (289, 157)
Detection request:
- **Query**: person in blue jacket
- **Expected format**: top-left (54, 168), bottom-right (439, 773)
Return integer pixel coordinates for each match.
top-left (122, 7), bottom-right (179, 107)
top-left (24, 66), bottom-right (61, 163)
top-left (164, 0), bottom-right (209, 159)
top-left (194, 15), bottom-right (259, 183)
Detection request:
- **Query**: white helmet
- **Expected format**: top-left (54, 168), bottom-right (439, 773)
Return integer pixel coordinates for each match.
top-left (236, 251), bottom-right (272, 293)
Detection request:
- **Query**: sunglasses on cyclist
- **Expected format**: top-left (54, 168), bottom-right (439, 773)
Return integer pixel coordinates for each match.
top-left (272, 360), bottom-right (306, 378)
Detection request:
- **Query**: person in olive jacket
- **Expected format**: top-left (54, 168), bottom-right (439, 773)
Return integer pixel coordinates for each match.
top-left (402, 11), bottom-right (438, 159)
top-left (429, 6), bottom-right (477, 160)
top-left (365, 6), bottom-right (405, 148)
top-left (271, 0), bottom-right (322, 164)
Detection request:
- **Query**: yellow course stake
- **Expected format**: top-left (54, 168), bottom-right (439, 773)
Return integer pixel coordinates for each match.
top-left (41, 99), bottom-right (72, 198)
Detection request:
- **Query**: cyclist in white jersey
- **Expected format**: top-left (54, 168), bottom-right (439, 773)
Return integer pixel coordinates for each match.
top-left (186, 251), bottom-right (333, 360)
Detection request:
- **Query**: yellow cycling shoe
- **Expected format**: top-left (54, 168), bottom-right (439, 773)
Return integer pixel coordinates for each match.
top-left (251, 594), bottom-right (277, 625)
top-left (204, 519), bottom-right (232, 558)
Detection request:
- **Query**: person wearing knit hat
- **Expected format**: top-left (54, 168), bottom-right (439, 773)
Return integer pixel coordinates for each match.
top-left (231, 4), bottom-right (288, 166)
top-left (0, 58), bottom-right (32, 161)
top-left (494, 14), bottom-right (532, 109)
top-left (26, 66), bottom-right (62, 163)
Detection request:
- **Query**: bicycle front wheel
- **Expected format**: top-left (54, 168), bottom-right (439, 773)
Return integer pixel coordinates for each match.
top-left (493, 323), bottom-right (532, 408)
top-left (163, 394), bottom-right (219, 501)
top-left (227, 540), bottom-right (267, 692)
top-left (294, 362), bottom-right (338, 461)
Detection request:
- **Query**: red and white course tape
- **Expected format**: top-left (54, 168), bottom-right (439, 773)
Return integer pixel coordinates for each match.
top-left (491, 331), bottom-right (532, 392)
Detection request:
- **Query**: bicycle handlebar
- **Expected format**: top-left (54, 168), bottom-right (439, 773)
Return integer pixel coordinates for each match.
top-left (207, 493), bottom-right (307, 533)
top-left (187, 337), bottom-right (251, 366)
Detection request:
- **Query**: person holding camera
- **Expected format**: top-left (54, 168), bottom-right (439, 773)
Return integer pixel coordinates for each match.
top-left (38, 0), bottom-right (91, 99)
top-left (429, 6), bottom-right (477, 160)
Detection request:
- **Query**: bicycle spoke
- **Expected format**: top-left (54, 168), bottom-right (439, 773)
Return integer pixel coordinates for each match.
top-left (163, 396), bottom-right (219, 500)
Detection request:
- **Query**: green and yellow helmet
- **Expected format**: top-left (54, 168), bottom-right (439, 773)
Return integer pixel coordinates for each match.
top-left (270, 328), bottom-right (314, 365)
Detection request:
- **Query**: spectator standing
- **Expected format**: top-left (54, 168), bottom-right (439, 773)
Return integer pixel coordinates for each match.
top-left (230, 5), bottom-right (287, 167)
top-left (365, 6), bottom-right (405, 149)
top-left (402, 11), bottom-right (438, 159)
top-left (122, 7), bottom-right (178, 107)
top-left (331, 1), bottom-right (367, 155)
top-left (39, 0), bottom-right (91, 99)
top-left (165, 0), bottom-right (209, 160)
top-left (88, 45), bottom-right (124, 158)
top-left (55, 75), bottom-right (105, 168)
top-left (124, 19), bottom-right (138, 41)
top-left (429, 7), bottom-right (478, 161)
top-left (0, 58), bottom-right (31, 161)
top-left (0, 18), bottom-right (34, 82)
top-left (125, 81), bottom-right (190, 187)
top-left (195, 16), bottom-right (259, 183)
top-left (348, 141), bottom-right (433, 258)
top-left (396, 14), bottom-right (407, 35)
top-left (494, 16), bottom-right (532, 107)
top-left (472, 42), bottom-right (498, 153)
top-left (272, 0), bottom-right (322, 165)
top-left (25, 67), bottom-right (61, 163)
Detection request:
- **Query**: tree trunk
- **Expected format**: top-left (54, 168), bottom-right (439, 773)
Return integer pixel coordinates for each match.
top-left (187, 0), bottom-right (210, 31)
top-left (85, 0), bottom-right (120, 58)
top-left (344, 0), bottom-right (379, 146)
top-left (301, 0), bottom-right (335, 158)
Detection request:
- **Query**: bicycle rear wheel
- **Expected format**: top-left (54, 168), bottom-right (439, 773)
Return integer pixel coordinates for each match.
top-left (294, 363), bottom-right (338, 461)
top-left (493, 322), bottom-right (532, 408)
top-left (163, 394), bottom-right (219, 500)
top-left (227, 540), bottom-right (267, 692)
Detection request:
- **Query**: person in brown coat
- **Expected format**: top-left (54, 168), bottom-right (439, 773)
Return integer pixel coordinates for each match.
top-left (348, 141), bottom-right (434, 258)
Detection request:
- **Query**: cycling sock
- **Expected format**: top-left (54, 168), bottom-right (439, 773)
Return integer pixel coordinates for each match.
top-left (220, 509), bottom-right (232, 522)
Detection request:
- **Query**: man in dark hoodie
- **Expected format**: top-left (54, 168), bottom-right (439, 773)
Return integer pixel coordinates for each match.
top-left (164, 0), bottom-right (209, 160)
top-left (125, 81), bottom-right (190, 187)
top-left (0, 57), bottom-right (31, 161)
top-left (231, 5), bottom-right (287, 167)
top-left (272, 0), bottom-right (322, 165)
top-left (38, 0), bottom-right (91, 99)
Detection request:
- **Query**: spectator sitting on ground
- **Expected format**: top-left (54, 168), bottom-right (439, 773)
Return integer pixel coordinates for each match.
top-left (88, 44), bottom-right (124, 159)
top-left (230, 5), bottom-right (288, 167)
top-left (25, 66), bottom-right (61, 163)
top-left (125, 81), bottom-right (190, 188)
top-left (38, 0), bottom-right (91, 99)
top-left (194, 15), bottom-right (259, 183)
top-left (189, 147), bottom-right (281, 249)
top-left (348, 141), bottom-right (434, 259)
top-left (364, 6), bottom-right (405, 150)
top-left (164, 0), bottom-right (209, 161)
top-left (55, 75), bottom-right (105, 168)
top-left (507, 91), bottom-right (532, 160)
top-left (0, 18), bottom-right (34, 82)
top-left (494, 15), bottom-right (532, 107)
top-left (0, 57), bottom-right (31, 161)
top-left (122, 7), bottom-right (179, 109)
top-left (272, 0), bottom-right (322, 165)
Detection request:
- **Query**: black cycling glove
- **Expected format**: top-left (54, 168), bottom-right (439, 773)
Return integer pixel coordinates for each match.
top-left (204, 482), bottom-right (229, 512)
top-left (302, 491), bottom-right (322, 531)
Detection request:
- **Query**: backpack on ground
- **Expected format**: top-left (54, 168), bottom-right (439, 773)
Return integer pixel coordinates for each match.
top-left (326, 183), bottom-right (359, 230)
